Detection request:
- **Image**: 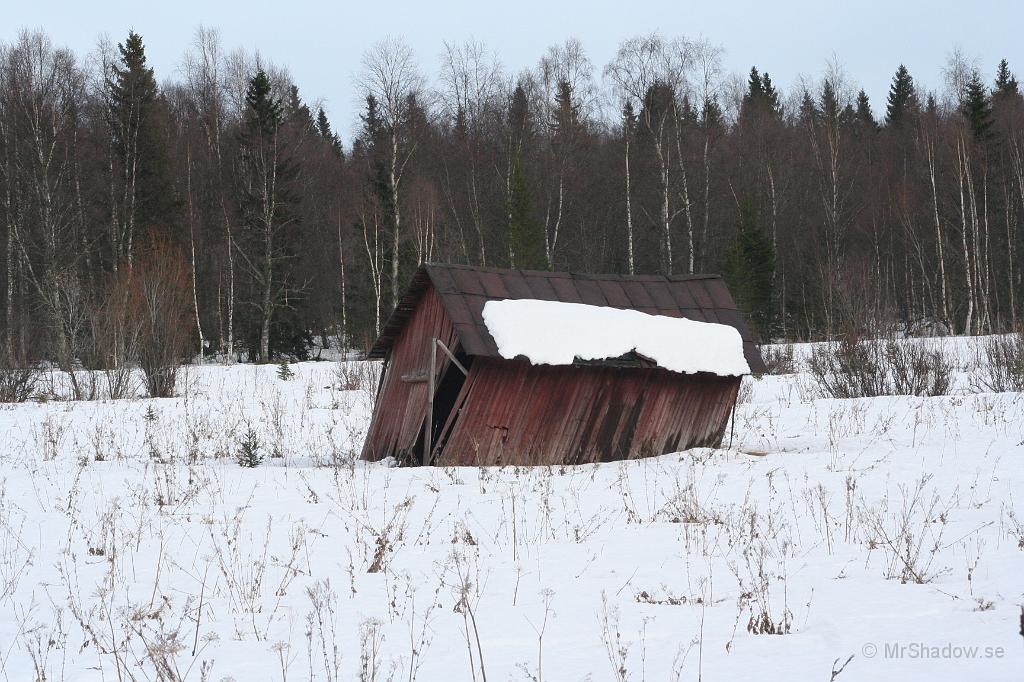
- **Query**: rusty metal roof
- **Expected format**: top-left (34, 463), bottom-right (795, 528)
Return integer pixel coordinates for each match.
top-left (369, 263), bottom-right (765, 374)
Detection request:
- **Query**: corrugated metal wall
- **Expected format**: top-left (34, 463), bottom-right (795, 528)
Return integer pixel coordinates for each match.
top-left (361, 286), bottom-right (458, 462)
top-left (433, 358), bottom-right (740, 466)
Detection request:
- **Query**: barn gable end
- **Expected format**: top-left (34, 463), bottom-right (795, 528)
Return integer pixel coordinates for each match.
top-left (360, 285), bottom-right (460, 463)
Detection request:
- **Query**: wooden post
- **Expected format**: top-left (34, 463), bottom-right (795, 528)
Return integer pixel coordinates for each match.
top-left (728, 386), bottom-right (738, 450)
top-left (425, 337), bottom-right (436, 464)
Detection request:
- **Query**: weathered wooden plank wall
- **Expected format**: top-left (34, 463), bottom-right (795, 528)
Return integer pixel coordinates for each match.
top-left (433, 358), bottom-right (740, 466)
top-left (360, 286), bottom-right (458, 462)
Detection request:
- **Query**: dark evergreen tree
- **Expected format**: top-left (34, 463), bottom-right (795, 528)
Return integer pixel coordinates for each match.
top-left (820, 79), bottom-right (840, 125)
top-left (285, 84), bottom-right (314, 132)
top-left (701, 96), bottom-right (724, 132)
top-left (854, 89), bottom-right (878, 131)
top-left (315, 107), bottom-right (342, 156)
top-left (236, 69), bottom-right (305, 360)
top-left (994, 59), bottom-right (1019, 98)
top-left (799, 90), bottom-right (818, 127)
top-left (551, 80), bottom-right (582, 144)
top-left (760, 72), bottom-right (780, 113)
top-left (961, 70), bottom-right (994, 142)
top-left (740, 67), bottom-right (781, 121)
top-left (885, 64), bottom-right (918, 127)
top-left (507, 160), bottom-right (545, 269)
top-left (244, 69), bottom-right (284, 135)
top-left (723, 199), bottom-right (775, 342)
top-left (106, 30), bottom-right (175, 264)
top-left (745, 67), bottom-right (764, 102)
top-left (622, 100), bottom-right (637, 135)
top-left (508, 83), bottom-right (532, 151)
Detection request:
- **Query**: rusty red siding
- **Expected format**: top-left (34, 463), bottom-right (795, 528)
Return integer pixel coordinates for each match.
top-left (361, 286), bottom-right (458, 462)
top-left (432, 358), bottom-right (740, 466)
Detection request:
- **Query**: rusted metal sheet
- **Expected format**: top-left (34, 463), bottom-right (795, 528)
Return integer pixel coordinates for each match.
top-left (361, 286), bottom-right (458, 462)
top-left (432, 359), bottom-right (740, 467)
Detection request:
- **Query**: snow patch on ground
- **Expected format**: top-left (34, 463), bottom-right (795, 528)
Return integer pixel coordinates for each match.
top-left (482, 298), bottom-right (750, 376)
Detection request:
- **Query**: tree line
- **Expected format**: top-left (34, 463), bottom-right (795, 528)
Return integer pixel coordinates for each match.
top-left (1, 28), bottom-right (1022, 368)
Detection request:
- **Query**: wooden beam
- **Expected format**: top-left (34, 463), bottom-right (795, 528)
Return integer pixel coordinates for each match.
top-left (435, 339), bottom-right (468, 375)
top-left (425, 337), bottom-right (436, 464)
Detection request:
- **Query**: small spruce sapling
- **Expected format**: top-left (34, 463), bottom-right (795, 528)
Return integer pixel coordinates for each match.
top-left (236, 425), bottom-right (264, 468)
top-left (277, 359), bottom-right (294, 381)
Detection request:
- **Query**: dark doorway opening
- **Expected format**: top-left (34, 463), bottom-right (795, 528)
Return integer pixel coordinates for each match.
top-left (412, 352), bottom-right (472, 465)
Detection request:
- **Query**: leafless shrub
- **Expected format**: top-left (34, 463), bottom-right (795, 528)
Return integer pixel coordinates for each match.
top-left (860, 476), bottom-right (952, 584)
top-left (358, 618), bottom-right (386, 682)
top-left (85, 272), bottom-right (142, 399)
top-left (41, 271), bottom-right (95, 400)
top-left (448, 548), bottom-right (488, 682)
top-left (336, 360), bottom-right (379, 393)
top-left (598, 593), bottom-right (629, 682)
top-left (809, 336), bottom-right (953, 398)
top-left (128, 238), bottom-right (195, 398)
top-left (306, 580), bottom-right (343, 682)
top-left (971, 332), bottom-right (1024, 393)
top-left (760, 344), bottom-right (796, 375)
top-left (657, 475), bottom-right (723, 525)
top-left (732, 540), bottom-right (793, 635)
top-left (886, 338), bottom-right (954, 396)
top-left (736, 376), bottom-right (754, 404)
top-left (0, 353), bottom-right (39, 402)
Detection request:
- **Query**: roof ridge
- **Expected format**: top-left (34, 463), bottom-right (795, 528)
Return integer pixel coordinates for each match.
top-left (424, 262), bottom-right (722, 282)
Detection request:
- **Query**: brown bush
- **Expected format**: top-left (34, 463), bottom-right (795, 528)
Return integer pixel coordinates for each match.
top-left (126, 239), bottom-right (194, 398)
top-left (971, 331), bottom-right (1024, 393)
top-left (0, 353), bottom-right (39, 403)
top-left (85, 274), bottom-right (142, 399)
top-left (808, 335), bottom-right (953, 399)
top-left (760, 344), bottom-right (796, 375)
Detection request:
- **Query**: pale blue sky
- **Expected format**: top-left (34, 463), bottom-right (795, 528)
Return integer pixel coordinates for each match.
top-left (4, 0), bottom-right (1021, 139)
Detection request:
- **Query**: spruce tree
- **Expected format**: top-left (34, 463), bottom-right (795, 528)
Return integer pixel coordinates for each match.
top-left (961, 70), bottom-right (994, 142)
top-left (820, 79), bottom-right (840, 125)
top-left (244, 69), bottom-right (283, 135)
top-left (854, 90), bottom-right (878, 131)
top-left (799, 90), bottom-right (818, 127)
top-left (760, 72), bottom-right (780, 113)
top-left (701, 96), bottom-right (723, 132)
top-left (994, 59), bottom-right (1019, 97)
top-left (508, 83), bottom-right (532, 146)
top-left (744, 67), bottom-right (764, 104)
top-left (107, 30), bottom-right (173, 264)
top-left (723, 200), bottom-right (775, 342)
top-left (237, 69), bottom-right (303, 361)
top-left (551, 79), bottom-right (582, 161)
top-left (885, 64), bottom-right (918, 127)
top-left (622, 100), bottom-right (637, 134)
top-left (315, 107), bottom-right (342, 156)
top-left (740, 67), bottom-right (780, 121)
top-left (507, 160), bottom-right (545, 270)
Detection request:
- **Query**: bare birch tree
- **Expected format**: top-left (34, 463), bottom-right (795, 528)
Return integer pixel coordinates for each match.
top-left (358, 37), bottom-right (425, 308)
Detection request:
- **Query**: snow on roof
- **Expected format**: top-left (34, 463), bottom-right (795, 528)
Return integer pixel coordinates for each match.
top-left (481, 298), bottom-right (751, 377)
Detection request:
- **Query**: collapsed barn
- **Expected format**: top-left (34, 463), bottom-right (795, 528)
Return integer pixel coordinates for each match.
top-left (361, 264), bottom-right (765, 466)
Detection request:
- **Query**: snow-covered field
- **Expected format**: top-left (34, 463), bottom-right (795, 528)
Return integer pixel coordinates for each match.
top-left (1, 339), bottom-right (1021, 681)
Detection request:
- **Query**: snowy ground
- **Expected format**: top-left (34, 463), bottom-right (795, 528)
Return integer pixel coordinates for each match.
top-left (0, 339), bottom-right (1021, 681)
